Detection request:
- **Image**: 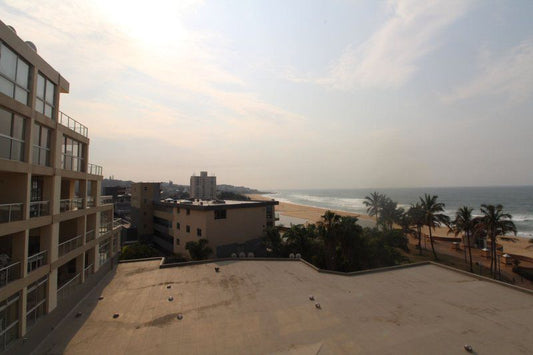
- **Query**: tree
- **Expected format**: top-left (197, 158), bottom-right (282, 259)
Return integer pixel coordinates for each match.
top-left (419, 194), bottom-right (450, 260)
top-left (262, 226), bottom-right (283, 257)
top-left (379, 197), bottom-right (403, 231)
top-left (363, 192), bottom-right (385, 227)
top-left (185, 239), bottom-right (212, 260)
top-left (407, 203), bottom-right (425, 255)
top-left (284, 224), bottom-right (317, 259)
top-left (477, 204), bottom-right (517, 279)
top-left (451, 206), bottom-right (475, 272)
top-left (316, 210), bottom-right (341, 270)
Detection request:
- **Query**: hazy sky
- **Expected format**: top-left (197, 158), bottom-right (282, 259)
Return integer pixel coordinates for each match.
top-left (2, 0), bottom-right (532, 189)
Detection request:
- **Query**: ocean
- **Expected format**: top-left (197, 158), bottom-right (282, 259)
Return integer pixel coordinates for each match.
top-left (265, 186), bottom-right (533, 238)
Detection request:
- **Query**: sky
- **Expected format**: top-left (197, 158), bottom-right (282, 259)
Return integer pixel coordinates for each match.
top-left (1, 0), bottom-right (533, 190)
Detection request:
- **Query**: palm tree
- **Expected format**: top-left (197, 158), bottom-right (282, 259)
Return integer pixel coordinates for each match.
top-left (452, 206), bottom-right (475, 272)
top-left (284, 224), bottom-right (317, 258)
top-left (185, 239), bottom-right (212, 260)
top-left (419, 194), bottom-right (450, 260)
top-left (379, 198), bottom-right (404, 231)
top-left (407, 203), bottom-right (425, 255)
top-left (262, 226), bottom-right (283, 257)
top-left (317, 210), bottom-right (341, 270)
top-left (363, 192), bottom-right (384, 227)
top-left (477, 204), bottom-right (517, 278)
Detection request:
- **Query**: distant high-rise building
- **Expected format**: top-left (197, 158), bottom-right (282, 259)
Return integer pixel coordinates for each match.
top-left (190, 171), bottom-right (216, 200)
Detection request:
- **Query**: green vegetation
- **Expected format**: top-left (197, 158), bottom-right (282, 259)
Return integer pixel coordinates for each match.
top-left (120, 243), bottom-right (160, 260)
top-left (185, 239), bottom-right (213, 260)
top-left (262, 211), bottom-right (408, 272)
top-left (216, 191), bottom-right (251, 201)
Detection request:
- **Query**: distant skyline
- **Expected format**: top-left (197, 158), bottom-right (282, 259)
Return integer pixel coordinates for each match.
top-left (2, 0), bottom-right (533, 189)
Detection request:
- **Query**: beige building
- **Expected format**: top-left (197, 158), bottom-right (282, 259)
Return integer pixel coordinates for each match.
top-left (0, 21), bottom-right (121, 350)
top-left (190, 171), bottom-right (216, 200)
top-left (130, 182), bottom-right (160, 237)
top-left (153, 199), bottom-right (278, 256)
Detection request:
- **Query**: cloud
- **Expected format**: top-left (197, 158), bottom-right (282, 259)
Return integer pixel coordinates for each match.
top-left (293, 0), bottom-right (473, 90)
top-left (443, 40), bottom-right (533, 103)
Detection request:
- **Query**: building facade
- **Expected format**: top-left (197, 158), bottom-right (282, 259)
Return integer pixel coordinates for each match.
top-left (130, 182), bottom-right (160, 238)
top-left (152, 199), bottom-right (278, 256)
top-left (0, 21), bottom-right (121, 350)
top-left (190, 171), bottom-right (216, 200)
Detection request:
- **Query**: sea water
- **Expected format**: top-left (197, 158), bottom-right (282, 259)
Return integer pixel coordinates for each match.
top-left (266, 186), bottom-right (533, 238)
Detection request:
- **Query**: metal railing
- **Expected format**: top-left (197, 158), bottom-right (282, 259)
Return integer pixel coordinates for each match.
top-left (0, 203), bottom-right (23, 223)
top-left (27, 250), bottom-right (47, 273)
top-left (0, 262), bottom-right (20, 287)
top-left (59, 111), bottom-right (88, 137)
top-left (88, 163), bottom-right (103, 176)
top-left (84, 263), bottom-right (93, 280)
top-left (58, 235), bottom-right (83, 257)
top-left (100, 195), bottom-right (113, 205)
top-left (86, 196), bottom-right (95, 208)
top-left (59, 197), bottom-right (84, 212)
top-left (85, 229), bottom-right (95, 243)
top-left (57, 273), bottom-right (81, 304)
top-left (29, 200), bottom-right (49, 218)
top-left (99, 222), bottom-right (112, 236)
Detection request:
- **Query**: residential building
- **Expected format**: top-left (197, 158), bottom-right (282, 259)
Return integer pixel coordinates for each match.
top-left (0, 21), bottom-right (121, 350)
top-left (190, 171), bottom-right (216, 200)
top-left (130, 182), bottom-right (160, 238)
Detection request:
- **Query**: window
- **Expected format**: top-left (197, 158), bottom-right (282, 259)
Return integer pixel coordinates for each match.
top-left (186, 208), bottom-right (190, 215)
top-left (153, 216), bottom-right (171, 228)
top-left (32, 123), bottom-right (51, 166)
top-left (214, 210), bottom-right (227, 219)
top-left (175, 238), bottom-right (180, 245)
top-left (186, 225), bottom-right (190, 233)
top-left (0, 107), bottom-right (25, 161)
top-left (61, 136), bottom-right (85, 171)
top-left (143, 186), bottom-right (147, 191)
top-left (197, 228), bottom-right (202, 237)
top-left (0, 292), bottom-right (20, 350)
top-left (35, 73), bottom-right (55, 118)
top-left (176, 222), bottom-right (180, 230)
top-left (26, 276), bottom-right (47, 331)
top-left (177, 208), bottom-right (180, 214)
top-left (0, 43), bottom-right (30, 105)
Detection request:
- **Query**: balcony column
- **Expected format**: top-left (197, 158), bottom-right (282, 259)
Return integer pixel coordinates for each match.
top-left (23, 173), bottom-right (30, 220)
top-left (12, 230), bottom-right (28, 278)
top-left (18, 286), bottom-right (27, 337)
top-left (80, 179), bottom-right (87, 209)
top-left (76, 253), bottom-right (85, 284)
top-left (48, 223), bottom-right (59, 263)
top-left (47, 268), bottom-right (57, 312)
top-left (52, 175), bottom-right (61, 215)
top-left (93, 244), bottom-right (100, 273)
top-left (41, 224), bottom-right (52, 265)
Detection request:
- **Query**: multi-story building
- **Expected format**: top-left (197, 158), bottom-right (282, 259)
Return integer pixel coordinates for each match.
top-left (0, 21), bottom-right (121, 350)
top-left (190, 171), bottom-right (216, 200)
top-left (131, 182), bottom-right (277, 257)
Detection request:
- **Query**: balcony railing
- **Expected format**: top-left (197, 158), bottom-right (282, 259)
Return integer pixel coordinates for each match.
top-left (0, 203), bottom-right (23, 223)
top-left (58, 235), bottom-right (83, 257)
top-left (84, 263), bottom-right (93, 280)
top-left (59, 198), bottom-right (84, 212)
top-left (86, 196), bottom-right (95, 208)
top-left (99, 222), bottom-right (112, 236)
top-left (0, 262), bottom-right (20, 288)
top-left (27, 250), bottom-right (47, 273)
top-left (85, 229), bottom-right (95, 243)
top-left (57, 273), bottom-right (81, 304)
top-left (100, 195), bottom-right (113, 205)
top-left (88, 163), bottom-right (103, 176)
top-left (30, 200), bottom-right (50, 218)
top-left (59, 111), bottom-right (88, 137)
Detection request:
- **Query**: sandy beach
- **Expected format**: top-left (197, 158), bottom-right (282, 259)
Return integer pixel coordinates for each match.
top-left (249, 194), bottom-right (533, 260)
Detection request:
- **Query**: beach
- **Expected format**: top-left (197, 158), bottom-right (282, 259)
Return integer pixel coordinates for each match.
top-left (249, 194), bottom-right (533, 260)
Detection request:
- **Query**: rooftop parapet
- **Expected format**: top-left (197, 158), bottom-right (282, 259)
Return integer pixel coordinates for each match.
top-left (59, 111), bottom-right (88, 137)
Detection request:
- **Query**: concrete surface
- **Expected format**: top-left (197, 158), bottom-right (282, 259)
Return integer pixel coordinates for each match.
top-left (35, 260), bottom-right (533, 354)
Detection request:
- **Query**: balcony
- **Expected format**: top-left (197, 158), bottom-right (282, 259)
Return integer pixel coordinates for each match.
top-left (59, 111), bottom-right (88, 137)
top-left (85, 229), bottom-right (95, 243)
top-left (57, 273), bottom-right (80, 304)
top-left (59, 198), bottom-right (84, 213)
top-left (99, 222), bottom-right (112, 236)
top-left (86, 196), bottom-right (95, 208)
top-left (0, 261), bottom-right (20, 287)
top-left (58, 235), bottom-right (83, 257)
top-left (100, 195), bottom-right (113, 205)
top-left (27, 250), bottom-right (47, 273)
top-left (84, 263), bottom-right (93, 279)
top-left (88, 163), bottom-right (103, 176)
top-left (0, 203), bottom-right (23, 223)
top-left (29, 201), bottom-right (50, 218)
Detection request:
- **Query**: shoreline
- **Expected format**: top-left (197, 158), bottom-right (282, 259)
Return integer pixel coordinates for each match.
top-left (248, 194), bottom-right (533, 260)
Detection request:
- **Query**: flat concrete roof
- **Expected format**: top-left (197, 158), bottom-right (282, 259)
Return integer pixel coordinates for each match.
top-left (37, 260), bottom-right (533, 354)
